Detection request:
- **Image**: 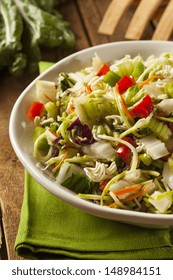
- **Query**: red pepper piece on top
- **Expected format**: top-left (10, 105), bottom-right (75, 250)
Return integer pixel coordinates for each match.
top-left (97, 63), bottom-right (110, 76)
top-left (131, 95), bottom-right (154, 118)
top-left (116, 75), bottom-right (135, 93)
top-left (27, 101), bottom-right (44, 119)
top-left (115, 136), bottom-right (135, 166)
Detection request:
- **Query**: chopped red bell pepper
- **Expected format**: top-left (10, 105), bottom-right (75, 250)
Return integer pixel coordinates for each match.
top-left (97, 63), bottom-right (110, 76)
top-left (115, 136), bottom-right (135, 166)
top-left (116, 75), bottom-right (135, 93)
top-left (131, 95), bottom-right (154, 118)
top-left (27, 101), bottom-right (44, 119)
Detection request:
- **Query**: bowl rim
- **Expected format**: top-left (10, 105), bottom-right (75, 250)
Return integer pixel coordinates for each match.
top-left (9, 40), bottom-right (173, 226)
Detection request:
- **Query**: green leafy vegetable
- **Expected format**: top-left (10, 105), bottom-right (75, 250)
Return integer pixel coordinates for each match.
top-left (62, 173), bottom-right (98, 194)
top-left (0, 0), bottom-right (75, 76)
top-left (15, 0), bottom-right (74, 48)
top-left (36, 0), bottom-right (66, 12)
top-left (0, 0), bottom-right (26, 76)
top-left (60, 73), bottom-right (76, 91)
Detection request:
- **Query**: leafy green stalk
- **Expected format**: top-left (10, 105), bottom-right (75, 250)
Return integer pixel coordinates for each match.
top-left (0, 0), bottom-right (74, 76)
top-left (0, 0), bottom-right (26, 76)
top-left (36, 0), bottom-right (66, 12)
top-left (21, 23), bottom-right (41, 73)
top-left (14, 0), bottom-right (75, 49)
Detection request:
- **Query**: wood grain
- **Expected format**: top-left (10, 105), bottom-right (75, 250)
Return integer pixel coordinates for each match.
top-left (125, 0), bottom-right (164, 39)
top-left (98, 0), bottom-right (134, 35)
top-left (152, 0), bottom-right (173, 40)
top-left (0, 204), bottom-right (2, 250)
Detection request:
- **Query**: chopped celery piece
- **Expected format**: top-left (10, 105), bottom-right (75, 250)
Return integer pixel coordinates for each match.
top-left (102, 70), bottom-right (120, 87)
top-left (132, 61), bottom-right (145, 80)
top-left (139, 153), bottom-right (152, 166)
top-left (164, 82), bottom-right (173, 98)
top-left (44, 101), bottom-right (58, 118)
top-left (148, 118), bottom-right (172, 142)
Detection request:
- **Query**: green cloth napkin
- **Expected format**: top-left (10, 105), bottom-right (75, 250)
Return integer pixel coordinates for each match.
top-left (15, 170), bottom-right (173, 260)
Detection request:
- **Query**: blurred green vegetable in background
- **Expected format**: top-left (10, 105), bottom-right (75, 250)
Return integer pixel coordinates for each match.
top-left (0, 0), bottom-right (75, 76)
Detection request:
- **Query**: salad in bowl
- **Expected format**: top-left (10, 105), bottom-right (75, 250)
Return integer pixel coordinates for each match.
top-left (9, 41), bottom-right (173, 227)
top-left (28, 50), bottom-right (173, 214)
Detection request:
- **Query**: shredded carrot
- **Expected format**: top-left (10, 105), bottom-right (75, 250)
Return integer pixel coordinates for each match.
top-left (107, 181), bottom-right (153, 208)
top-left (116, 84), bottom-right (134, 121)
top-left (122, 181), bottom-right (153, 202)
top-left (121, 190), bottom-right (143, 202)
top-left (69, 104), bottom-right (75, 113)
top-left (138, 75), bottom-right (163, 88)
top-left (48, 128), bottom-right (57, 137)
top-left (113, 184), bottom-right (141, 196)
top-left (85, 83), bottom-right (92, 94)
top-left (52, 148), bottom-right (68, 173)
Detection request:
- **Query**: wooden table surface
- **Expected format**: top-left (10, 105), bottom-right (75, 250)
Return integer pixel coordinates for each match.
top-left (0, 0), bottom-right (172, 260)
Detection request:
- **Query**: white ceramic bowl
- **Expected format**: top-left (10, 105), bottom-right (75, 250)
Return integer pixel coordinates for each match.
top-left (9, 41), bottom-right (173, 228)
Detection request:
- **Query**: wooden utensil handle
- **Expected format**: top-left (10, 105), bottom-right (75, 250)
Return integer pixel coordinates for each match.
top-left (98, 0), bottom-right (134, 35)
top-left (152, 0), bottom-right (173, 40)
top-left (125, 0), bottom-right (163, 40)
